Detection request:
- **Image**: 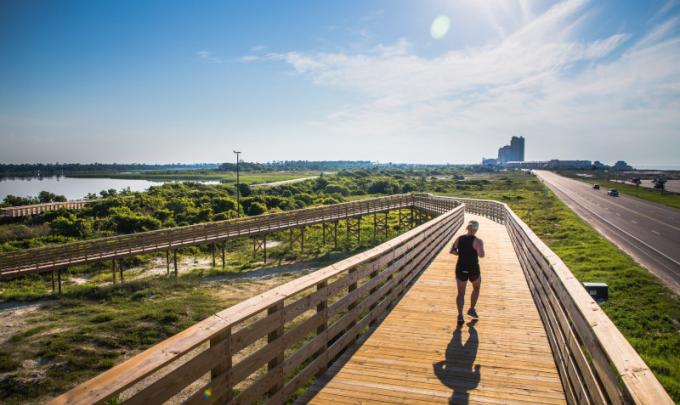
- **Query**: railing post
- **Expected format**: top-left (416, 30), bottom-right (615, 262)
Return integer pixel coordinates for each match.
top-left (211, 243), bottom-right (216, 268)
top-left (210, 327), bottom-right (233, 402)
top-left (368, 265), bottom-right (380, 327)
top-left (112, 259), bottom-right (117, 284)
top-left (315, 280), bottom-right (329, 377)
top-left (165, 251), bottom-right (170, 275)
top-left (267, 301), bottom-right (285, 397)
top-left (118, 259), bottom-right (124, 284)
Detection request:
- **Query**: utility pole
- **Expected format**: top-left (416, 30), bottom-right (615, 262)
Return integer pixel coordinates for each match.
top-left (234, 150), bottom-right (241, 217)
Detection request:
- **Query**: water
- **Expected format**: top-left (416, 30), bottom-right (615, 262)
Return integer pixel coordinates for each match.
top-left (0, 176), bottom-right (219, 201)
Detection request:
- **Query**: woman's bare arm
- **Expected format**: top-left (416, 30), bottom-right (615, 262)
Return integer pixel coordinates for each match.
top-left (450, 236), bottom-right (460, 255)
top-left (474, 238), bottom-right (485, 258)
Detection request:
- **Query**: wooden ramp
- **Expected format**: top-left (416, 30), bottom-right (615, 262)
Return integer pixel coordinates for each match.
top-left (301, 214), bottom-right (566, 405)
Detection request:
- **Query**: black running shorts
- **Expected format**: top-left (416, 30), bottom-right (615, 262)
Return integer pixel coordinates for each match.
top-left (456, 268), bottom-right (480, 282)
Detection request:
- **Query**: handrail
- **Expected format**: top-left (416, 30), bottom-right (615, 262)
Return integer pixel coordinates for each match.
top-left (38, 195), bottom-right (674, 404)
top-left (51, 200), bottom-right (464, 405)
top-left (0, 194), bottom-right (420, 278)
top-left (504, 204), bottom-right (672, 404)
top-left (431, 194), bottom-right (671, 404)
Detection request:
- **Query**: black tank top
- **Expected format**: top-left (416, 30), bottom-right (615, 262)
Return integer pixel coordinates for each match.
top-left (456, 234), bottom-right (479, 272)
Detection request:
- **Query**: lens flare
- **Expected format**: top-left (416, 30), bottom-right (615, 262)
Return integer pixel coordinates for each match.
top-left (430, 15), bottom-right (451, 39)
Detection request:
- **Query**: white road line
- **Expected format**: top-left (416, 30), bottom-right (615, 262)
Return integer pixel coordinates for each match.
top-left (652, 230), bottom-right (661, 235)
top-left (631, 220), bottom-right (638, 224)
top-left (537, 173), bottom-right (680, 271)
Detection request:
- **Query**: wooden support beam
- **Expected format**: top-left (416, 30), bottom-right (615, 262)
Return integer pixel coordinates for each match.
top-left (252, 235), bottom-right (268, 263)
top-left (345, 216), bottom-right (362, 247)
top-left (333, 221), bottom-right (338, 250)
top-left (173, 250), bottom-right (178, 278)
top-left (211, 243), bottom-right (216, 268)
top-left (221, 241), bottom-right (226, 268)
top-left (51, 270), bottom-right (55, 292)
top-left (373, 213), bottom-right (377, 241)
top-left (300, 227), bottom-right (305, 254)
top-left (57, 268), bottom-right (62, 294)
top-left (118, 259), bottom-right (124, 284)
top-left (112, 259), bottom-right (117, 284)
top-left (322, 222), bottom-right (326, 245)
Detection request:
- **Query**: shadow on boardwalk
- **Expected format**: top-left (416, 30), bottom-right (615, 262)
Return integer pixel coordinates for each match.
top-left (433, 321), bottom-right (480, 405)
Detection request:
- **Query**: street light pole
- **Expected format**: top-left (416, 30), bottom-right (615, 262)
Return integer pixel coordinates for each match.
top-left (233, 150), bottom-right (241, 217)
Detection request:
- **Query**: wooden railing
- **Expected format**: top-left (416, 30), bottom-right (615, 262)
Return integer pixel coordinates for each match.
top-left (436, 195), bottom-right (671, 405)
top-left (0, 200), bottom-right (91, 218)
top-left (1, 194), bottom-right (424, 279)
top-left (51, 203), bottom-right (465, 405)
top-left (25, 195), bottom-right (674, 404)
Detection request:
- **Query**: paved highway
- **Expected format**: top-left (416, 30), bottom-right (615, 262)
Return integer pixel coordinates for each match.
top-left (535, 170), bottom-right (680, 295)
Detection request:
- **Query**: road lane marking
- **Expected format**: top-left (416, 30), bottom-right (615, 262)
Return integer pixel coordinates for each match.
top-left (537, 171), bottom-right (680, 232)
top-left (652, 230), bottom-right (661, 235)
top-left (631, 220), bottom-right (637, 224)
top-left (536, 173), bottom-right (680, 269)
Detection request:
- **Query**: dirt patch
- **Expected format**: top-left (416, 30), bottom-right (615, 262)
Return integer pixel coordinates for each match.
top-left (0, 301), bottom-right (49, 345)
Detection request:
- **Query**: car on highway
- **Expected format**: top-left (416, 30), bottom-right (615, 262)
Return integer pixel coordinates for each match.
top-left (607, 188), bottom-right (619, 197)
top-left (592, 184), bottom-right (600, 190)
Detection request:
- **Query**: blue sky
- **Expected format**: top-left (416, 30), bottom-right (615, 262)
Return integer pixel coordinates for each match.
top-left (1, 0), bottom-right (679, 166)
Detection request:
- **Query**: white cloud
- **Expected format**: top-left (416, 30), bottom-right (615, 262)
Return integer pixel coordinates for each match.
top-left (196, 49), bottom-right (222, 64)
top-left (247, 0), bottom-right (680, 164)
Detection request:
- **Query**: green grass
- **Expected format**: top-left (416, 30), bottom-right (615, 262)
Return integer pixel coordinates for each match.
top-left (0, 208), bottom-right (416, 403)
top-left (559, 172), bottom-right (680, 210)
top-left (441, 173), bottom-right (680, 401)
top-left (0, 276), bottom-right (224, 404)
top-left (66, 170), bottom-right (324, 184)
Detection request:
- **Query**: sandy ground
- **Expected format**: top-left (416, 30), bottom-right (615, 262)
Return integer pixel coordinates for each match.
top-left (0, 244), bottom-right (326, 404)
top-left (0, 301), bottom-right (47, 345)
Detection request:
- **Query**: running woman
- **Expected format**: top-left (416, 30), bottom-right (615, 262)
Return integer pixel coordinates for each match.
top-left (450, 220), bottom-right (485, 324)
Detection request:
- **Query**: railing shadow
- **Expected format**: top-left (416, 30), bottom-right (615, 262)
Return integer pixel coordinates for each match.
top-left (433, 320), bottom-right (480, 405)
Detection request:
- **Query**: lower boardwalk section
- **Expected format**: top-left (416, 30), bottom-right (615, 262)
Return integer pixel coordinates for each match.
top-left (302, 215), bottom-right (566, 404)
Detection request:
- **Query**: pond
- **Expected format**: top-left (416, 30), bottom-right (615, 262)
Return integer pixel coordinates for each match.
top-left (0, 176), bottom-right (219, 201)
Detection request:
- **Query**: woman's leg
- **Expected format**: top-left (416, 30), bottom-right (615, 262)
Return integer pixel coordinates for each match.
top-left (456, 279), bottom-right (467, 316)
top-left (470, 277), bottom-right (481, 310)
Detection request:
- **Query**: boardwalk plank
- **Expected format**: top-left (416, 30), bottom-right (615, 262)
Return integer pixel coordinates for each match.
top-left (302, 214), bottom-right (566, 404)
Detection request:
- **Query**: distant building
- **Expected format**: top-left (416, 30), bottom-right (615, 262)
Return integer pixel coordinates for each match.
top-left (503, 159), bottom-right (593, 170)
top-left (497, 136), bottom-right (525, 164)
top-left (612, 161), bottom-right (634, 171)
top-left (482, 158), bottom-right (498, 167)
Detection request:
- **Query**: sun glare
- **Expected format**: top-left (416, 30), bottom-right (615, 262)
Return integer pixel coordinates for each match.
top-left (430, 15), bottom-right (451, 39)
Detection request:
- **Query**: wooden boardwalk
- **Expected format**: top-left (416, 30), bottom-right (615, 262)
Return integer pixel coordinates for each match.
top-left (302, 214), bottom-right (566, 404)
